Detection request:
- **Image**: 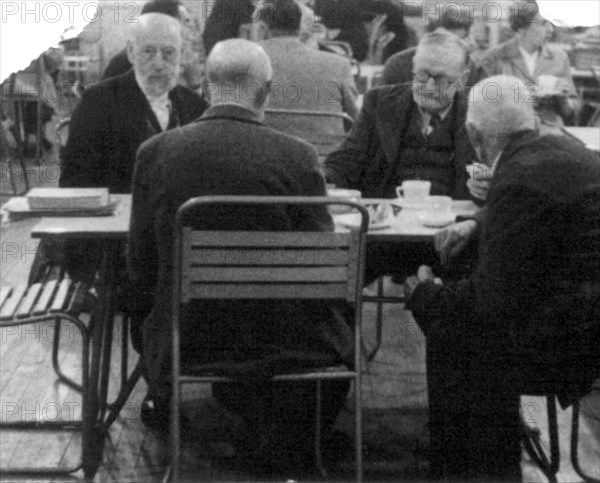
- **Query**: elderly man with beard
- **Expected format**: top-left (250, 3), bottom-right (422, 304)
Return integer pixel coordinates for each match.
top-left (56, 13), bottom-right (208, 415)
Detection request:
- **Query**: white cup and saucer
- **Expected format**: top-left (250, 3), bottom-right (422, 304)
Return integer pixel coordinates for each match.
top-left (394, 180), bottom-right (432, 210)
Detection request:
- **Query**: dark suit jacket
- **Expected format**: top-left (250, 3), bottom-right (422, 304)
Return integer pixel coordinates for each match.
top-left (101, 49), bottom-right (131, 80)
top-left (411, 132), bottom-right (600, 407)
top-left (128, 104), bottom-right (354, 400)
top-left (324, 84), bottom-right (474, 198)
top-left (60, 70), bottom-right (208, 194)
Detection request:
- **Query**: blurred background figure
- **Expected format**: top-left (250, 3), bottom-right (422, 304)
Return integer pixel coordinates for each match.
top-left (3, 47), bottom-right (64, 157)
top-left (480, 0), bottom-right (580, 132)
top-left (315, 0), bottom-right (416, 63)
top-left (202, 0), bottom-right (258, 56)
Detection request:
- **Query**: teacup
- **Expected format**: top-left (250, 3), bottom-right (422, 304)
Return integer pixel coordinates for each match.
top-left (396, 180), bottom-right (431, 201)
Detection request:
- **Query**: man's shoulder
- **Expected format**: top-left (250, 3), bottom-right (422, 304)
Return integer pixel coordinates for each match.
top-left (385, 46), bottom-right (417, 67)
top-left (364, 83), bottom-right (412, 108)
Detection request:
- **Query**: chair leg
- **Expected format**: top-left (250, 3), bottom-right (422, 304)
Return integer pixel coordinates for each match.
top-left (571, 400), bottom-right (600, 483)
top-left (52, 317), bottom-right (83, 391)
top-left (521, 396), bottom-right (559, 483)
top-left (315, 379), bottom-right (326, 477)
top-left (547, 396), bottom-right (560, 476)
top-left (355, 373), bottom-right (363, 483)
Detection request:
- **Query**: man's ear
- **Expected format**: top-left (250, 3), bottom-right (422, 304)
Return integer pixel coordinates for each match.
top-left (255, 80), bottom-right (272, 108)
top-left (126, 40), bottom-right (135, 64)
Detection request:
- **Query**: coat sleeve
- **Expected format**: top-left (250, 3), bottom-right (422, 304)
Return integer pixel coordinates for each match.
top-left (340, 59), bottom-right (359, 121)
top-left (60, 84), bottom-right (112, 189)
top-left (290, 146), bottom-right (334, 232)
top-left (127, 138), bottom-right (160, 303)
top-left (324, 90), bottom-right (377, 189)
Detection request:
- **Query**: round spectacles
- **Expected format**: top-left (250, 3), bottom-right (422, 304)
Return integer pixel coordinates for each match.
top-left (413, 70), bottom-right (456, 85)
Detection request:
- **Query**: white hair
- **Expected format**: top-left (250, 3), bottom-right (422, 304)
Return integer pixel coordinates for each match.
top-left (468, 75), bottom-right (536, 138)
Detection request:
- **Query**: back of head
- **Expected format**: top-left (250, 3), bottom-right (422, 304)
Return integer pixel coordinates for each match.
top-left (205, 39), bottom-right (273, 109)
top-left (141, 0), bottom-right (180, 18)
top-left (468, 75), bottom-right (536, 139)
top-left (427, 4), bottom-right (474, 34)
top-left (509, 0), bottom-right (540, 31)
top-left (259, 0), bottom-right (303, 36)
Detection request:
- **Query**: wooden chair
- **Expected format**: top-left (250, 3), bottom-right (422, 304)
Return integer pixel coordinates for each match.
top-left (263, 108), bottom-right (354, 160)
top-left (168, 196), bottom-right (369, 483)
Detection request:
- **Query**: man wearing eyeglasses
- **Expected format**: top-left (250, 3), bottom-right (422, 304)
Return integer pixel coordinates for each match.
top-left (325, 32), bottom-right (473, 200)
top-left (325, 32), bottom-right (475, 282)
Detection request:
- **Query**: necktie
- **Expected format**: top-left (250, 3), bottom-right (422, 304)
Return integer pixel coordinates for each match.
top-left (428, 114), bottom-right (441, 135)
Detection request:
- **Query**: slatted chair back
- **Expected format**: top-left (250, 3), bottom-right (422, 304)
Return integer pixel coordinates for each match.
top-left (263, 109), bottom-right (354, 159)
top-left (170, 196), bottom-right (368, 483)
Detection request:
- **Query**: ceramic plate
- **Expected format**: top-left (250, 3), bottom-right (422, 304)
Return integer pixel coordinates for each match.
top-left (335, 213), bottom-right (391, 231)
top-left (417, 212), bottom-right (456, 228)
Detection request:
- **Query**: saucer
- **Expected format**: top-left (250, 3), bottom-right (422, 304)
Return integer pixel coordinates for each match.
top-left (392, 197), bottom-right (432, 210)
top-left (335, 213), bottom-right (391, 231)
top-left (417, 212), bottom-right (456, 228)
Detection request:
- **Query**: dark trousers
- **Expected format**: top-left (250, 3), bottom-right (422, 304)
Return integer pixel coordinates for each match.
top-left (419, 318), bottom-right (522, 480)
top-left (213, 379), bottom-right (350, 468)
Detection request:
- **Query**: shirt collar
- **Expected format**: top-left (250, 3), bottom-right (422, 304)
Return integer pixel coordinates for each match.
top-left (418, 103), bottom-right (453, 124)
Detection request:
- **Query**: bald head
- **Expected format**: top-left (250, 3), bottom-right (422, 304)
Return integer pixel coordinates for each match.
top-left (127, 13), bottom-right (182, 97)
top-left (205, 39), bottom-right (273, 109)
top-left (467, 75), bottom-right (536, 165)
top-left (468, 75), bottom-right (536, 138)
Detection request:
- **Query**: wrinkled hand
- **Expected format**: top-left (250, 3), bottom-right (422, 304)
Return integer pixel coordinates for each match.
top-left (404, 265), bottom-right (442, 302)
top-left (434, 219), bottom-right (478, 265)
top-left (466, 162), bottom-right (492, 201)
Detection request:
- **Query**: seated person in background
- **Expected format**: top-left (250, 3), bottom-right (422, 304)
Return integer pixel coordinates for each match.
top-left (202, 0), bottom-right (257, 56)
top-left (102, 0), bottom-right (203, 90)
top-left (479, 0), bottom-right (579, 132)
top-left (128, 39), bottom-right (354, 472)
top-left (258, 0), bottom-right (358, 135)
top-left (405, 75), bottom-right (600, 481)
top-left (58, 13), bottom-right (207, 343)
top-left (4, 47), bottom-right (63, 156)
top-left (325, 32), bottom-right (475, 283)
top-left (382, 5), bottom-right (484, 88)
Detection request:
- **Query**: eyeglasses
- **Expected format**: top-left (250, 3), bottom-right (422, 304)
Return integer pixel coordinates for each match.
top-left (413, 70), bottom-right (457, 85)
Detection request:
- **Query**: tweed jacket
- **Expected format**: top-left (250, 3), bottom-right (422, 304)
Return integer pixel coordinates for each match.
top-left (411, 132), bottom-right (600, 407)
top-left (128, 104), bottom-right (355, 400)
top-left (324, 84), bottom-right (474, 198)
top-left (60, 70), bottom-right (208, 194)
top-left (259, 37), bottom-right (358, 135)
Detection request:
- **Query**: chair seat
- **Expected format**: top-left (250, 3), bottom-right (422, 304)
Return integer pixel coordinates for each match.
top-left (0, 278), bottom-right (91, 323)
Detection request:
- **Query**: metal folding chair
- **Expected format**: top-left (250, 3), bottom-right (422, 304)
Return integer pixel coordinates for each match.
top-left (168, 195), bottom-right (369, 482)
top-left (0, 270), bottom-right (92, 476)
top-left (522, 388), bottom-right (600, 483)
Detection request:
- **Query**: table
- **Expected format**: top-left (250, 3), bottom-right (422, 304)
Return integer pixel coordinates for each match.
top-left (30, 194), bottom-right (141, 480)
top-left (564, 127), bottom-right (600, 152)
top-left (23, 194), bottom-right (476, 468)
